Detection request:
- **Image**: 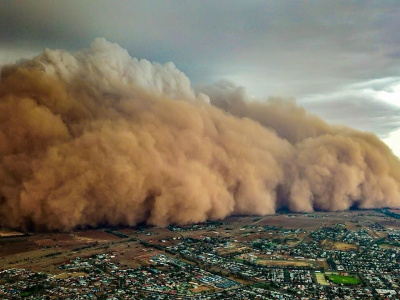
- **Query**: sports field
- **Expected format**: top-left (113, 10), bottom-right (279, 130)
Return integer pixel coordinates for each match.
top-left (327, 274), bottom-right (360, 285)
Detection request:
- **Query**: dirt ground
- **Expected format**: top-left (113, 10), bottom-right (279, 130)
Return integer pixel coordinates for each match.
top-left (321, 240), bottom-right (358, 251)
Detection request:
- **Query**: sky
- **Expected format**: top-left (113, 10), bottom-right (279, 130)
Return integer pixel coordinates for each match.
top-left (0, 1), bottom-right (399, 156)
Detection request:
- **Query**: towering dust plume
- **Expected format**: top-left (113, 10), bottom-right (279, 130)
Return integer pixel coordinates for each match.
top-left (0, 39), bottom-right (399, 231)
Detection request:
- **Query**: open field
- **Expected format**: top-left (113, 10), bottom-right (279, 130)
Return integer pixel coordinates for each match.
top-left (0, 230), bottom-right (25, 237)
top-left (75, 230), bottom-right (120, 241)
top-left (315, 272), bottom-right (330, 286)
top-left (321, 240), bottom-right (358, 251)
top-left (236, 254), bottom-right (316, 268)
top-left (379, 243), bottom-right (400, 250)
top-left (239, 210), bottom-right (388, 231)
top-left (54, 272), bottom-right (88, 279)
top-left (332, 242), bottom-right (358, 251)
top-left (190, 285), bottom-right (213, 293)
top-left (250, 214), bottom-right (328, 230)
top-left (376, 219), bottom-right (400, 229)
top-left (0, 238), bottom-right (40, 256)
top-left (256, 259), bottom-right (314, 267)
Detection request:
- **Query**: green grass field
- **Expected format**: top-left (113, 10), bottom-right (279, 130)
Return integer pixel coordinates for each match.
top-left (328, 274), bottom-right (360, 285)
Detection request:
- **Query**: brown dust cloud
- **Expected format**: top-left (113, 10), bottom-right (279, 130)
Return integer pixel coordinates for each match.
top-left (0, 39), bottom-right (399, 231)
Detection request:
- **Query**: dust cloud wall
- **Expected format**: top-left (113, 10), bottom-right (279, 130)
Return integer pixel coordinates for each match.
top-left (0, 39), bottom-right (399, 231)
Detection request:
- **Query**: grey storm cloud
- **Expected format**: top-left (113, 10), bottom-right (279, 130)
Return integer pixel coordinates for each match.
top-left (1, 1), bottom-right (399, 93)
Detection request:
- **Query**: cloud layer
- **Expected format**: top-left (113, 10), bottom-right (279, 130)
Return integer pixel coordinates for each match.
top-left (0, 39), bottom-right (399, 231)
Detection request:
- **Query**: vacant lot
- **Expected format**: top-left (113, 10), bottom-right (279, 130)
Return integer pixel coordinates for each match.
top-left (321, 240), bottom-right (358, 251)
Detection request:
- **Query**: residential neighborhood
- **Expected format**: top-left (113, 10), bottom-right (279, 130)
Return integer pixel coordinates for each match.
top-left (1, 210), bottom-right (400, 299)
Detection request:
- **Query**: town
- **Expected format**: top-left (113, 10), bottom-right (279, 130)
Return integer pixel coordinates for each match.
top-left (1, 209), bottom-right (400, 299)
